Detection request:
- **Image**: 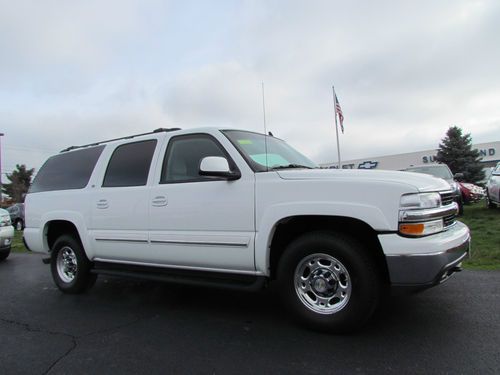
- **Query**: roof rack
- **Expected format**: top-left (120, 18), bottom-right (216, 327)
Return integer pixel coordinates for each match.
top-left (60, 128), bottom-right (181, 153)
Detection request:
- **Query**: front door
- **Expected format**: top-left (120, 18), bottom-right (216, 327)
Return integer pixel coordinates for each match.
top-left (148, 133), bottom-right (255, 272)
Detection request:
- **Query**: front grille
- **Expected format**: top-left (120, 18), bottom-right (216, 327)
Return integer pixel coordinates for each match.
top-left (440, 191), bottom-right (457, 228)
top-left (440, 191), bottom-right (455, 206)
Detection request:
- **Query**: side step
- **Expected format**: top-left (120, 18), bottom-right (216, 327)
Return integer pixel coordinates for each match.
top-left (91, 261), bottom-right (267, 292)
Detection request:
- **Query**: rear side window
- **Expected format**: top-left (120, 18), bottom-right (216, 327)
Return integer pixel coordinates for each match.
top-left (30, 146), bottom-right (105, 193)
top-left (103, 140), bottom-right (157, 187)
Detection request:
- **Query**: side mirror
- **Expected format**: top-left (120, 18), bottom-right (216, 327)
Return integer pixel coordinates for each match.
top-left (199, 156), bottom-right (241, 180)
top-left (454, 172), bottom-right (464, 181)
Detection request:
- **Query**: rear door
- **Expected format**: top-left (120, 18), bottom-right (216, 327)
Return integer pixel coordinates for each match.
top-left (89, 137), bottom-right (161, 262)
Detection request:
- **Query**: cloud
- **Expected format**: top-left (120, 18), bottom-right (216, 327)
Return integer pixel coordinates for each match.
top-left (1, 0), bottom-right (499, 175)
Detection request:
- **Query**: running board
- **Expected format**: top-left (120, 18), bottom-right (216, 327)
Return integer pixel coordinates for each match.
top-left (91, 261), bottom-right (267, 292)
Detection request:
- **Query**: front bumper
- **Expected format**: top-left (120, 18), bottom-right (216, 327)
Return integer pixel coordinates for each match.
top-left (379, 221), bottom-right (470, 292)
top-left (0, 226), bottom-right (14, 252)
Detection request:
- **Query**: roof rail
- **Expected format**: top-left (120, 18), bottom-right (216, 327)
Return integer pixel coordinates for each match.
top-left (60, 127), bottom-right (181, 152)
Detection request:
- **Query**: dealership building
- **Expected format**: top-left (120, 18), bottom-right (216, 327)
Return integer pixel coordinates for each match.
top-left (321, 141), bottom-right (500, 171)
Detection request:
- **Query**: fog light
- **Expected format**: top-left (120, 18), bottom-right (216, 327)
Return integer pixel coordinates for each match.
top-left (4, 238), bottom-right (11, 246)
top-left (399, 219), bottom-right (444, 236)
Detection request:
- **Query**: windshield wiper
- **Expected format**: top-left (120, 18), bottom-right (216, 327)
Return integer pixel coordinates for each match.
top-left (270, 164), bottom-right (315, 170)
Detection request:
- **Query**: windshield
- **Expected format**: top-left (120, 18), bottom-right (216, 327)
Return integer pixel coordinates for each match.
top-left (405, 165), bottom-right (453, 179)
top-left (223, 130), bottom-right (318, 172)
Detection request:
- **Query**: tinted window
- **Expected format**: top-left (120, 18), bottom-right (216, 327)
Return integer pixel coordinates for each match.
top-left (30, 146), bottom-right (105, 193)
top-left (161, 135), bottom-right (227, 183)
top-left (103, 140), bottom-right (157, 187)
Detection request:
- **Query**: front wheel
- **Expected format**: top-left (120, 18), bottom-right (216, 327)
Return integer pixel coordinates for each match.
top-left (277, 231), bottom-right (381, 333)
top-left (50, 235), bottom-right (96, 293)
top-left (0, 248), bottom-right (10, 262)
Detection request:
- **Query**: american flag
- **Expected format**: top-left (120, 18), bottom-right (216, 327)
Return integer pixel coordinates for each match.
top-left (335, 94), bottom-right (344, 133)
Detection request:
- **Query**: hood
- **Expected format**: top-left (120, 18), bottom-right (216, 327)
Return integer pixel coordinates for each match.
top-left (276, 169), bottom-right (452, 192)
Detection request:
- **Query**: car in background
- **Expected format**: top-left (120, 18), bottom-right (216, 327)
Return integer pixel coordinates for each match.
top-left (402, 164), bottom-right (464, 214)
top-left (458, 182), bottom-right (485, 204)
top-left (486, 163), bottom-right (500, 209)
top-left (0, 208), bottom-right (14, 261)
top-left (6, 203), bottom-right (24, 230)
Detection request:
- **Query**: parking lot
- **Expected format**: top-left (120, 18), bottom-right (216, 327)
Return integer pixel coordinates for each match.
top-left (1, 252), bottom-right (499, 374)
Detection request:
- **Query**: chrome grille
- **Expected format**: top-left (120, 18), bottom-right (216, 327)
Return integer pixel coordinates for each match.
top-left (440, 191), bottom-right (455, 206)
top-left (440, 191), bottom-right (457, 228)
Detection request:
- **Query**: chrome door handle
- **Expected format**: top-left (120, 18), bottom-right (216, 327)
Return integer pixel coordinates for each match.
top-left (152, 196), bottom-right (168, 207)
top-left (96, 199), bottom-right (109, 209)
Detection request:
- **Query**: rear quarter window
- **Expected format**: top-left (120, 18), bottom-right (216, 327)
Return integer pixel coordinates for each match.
top-left (30, 146), bottom-right (105, 193)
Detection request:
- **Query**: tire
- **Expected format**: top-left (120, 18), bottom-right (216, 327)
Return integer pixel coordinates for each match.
top-left (277, 231), bottom-right (381, 333)
top-left (458, 198), bottom-right (464, 215)
top-left (15, 219), bottom-right (24, 231)
top-left (50, 235), bottom-right (97, 294)
top-left (486, 193), bottom-right (497, 209)
top-left (0, 248), bottom-right (10, 262)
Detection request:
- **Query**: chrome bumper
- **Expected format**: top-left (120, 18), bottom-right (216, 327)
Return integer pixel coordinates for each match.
top-left (379, 221), bottom-right (470, 292)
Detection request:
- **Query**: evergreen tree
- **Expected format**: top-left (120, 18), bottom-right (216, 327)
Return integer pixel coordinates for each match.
top-left (2, 164), bottom-right (35, 202)
top-left (435, 126), bottom-right (484, 183)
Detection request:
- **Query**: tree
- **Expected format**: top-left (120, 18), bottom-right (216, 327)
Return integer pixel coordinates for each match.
top-left (2, 164), bottom-right (35, 202)
top-left (435, 126), bottom-right (484, 184)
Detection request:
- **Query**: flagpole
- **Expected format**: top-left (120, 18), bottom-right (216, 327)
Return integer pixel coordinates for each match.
top-left (332, 85), bottom-right (342, 168)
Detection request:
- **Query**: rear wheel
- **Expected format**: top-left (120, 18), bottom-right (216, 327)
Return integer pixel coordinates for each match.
top-left (277, 231), bottom-right (381, 333)
top-left (50, 235), bottom-right (96, 293)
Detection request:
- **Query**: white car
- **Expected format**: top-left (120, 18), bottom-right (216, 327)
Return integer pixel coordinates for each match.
top-left (24, 127), bottom-right (470, 332)
top-left (0, 208), bottom-right (14, 261)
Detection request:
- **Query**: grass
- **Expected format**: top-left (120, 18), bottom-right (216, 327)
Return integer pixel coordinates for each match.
top-left (10, 202), bottom-right (500, 269)
top-left (459, 202), bottom-right (500, 270)
top-left (11, 230), bottom-right (26, 253)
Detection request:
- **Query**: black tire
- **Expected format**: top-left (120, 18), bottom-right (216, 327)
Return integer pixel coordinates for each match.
top-left (458, 198), bottom-right (464, 215)
top-left (15, 219), bottom-right (24, 231)
top-left (277, 231), bottom-right (381, 333)
top-left (50, 235), bottom-right (96, 294)
top-left (0, 248), bottom-right (10, 262)
top-left (486, 193), bottom-right (496, 209)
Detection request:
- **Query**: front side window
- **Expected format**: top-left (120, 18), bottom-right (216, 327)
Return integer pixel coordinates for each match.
top-left (103, 140), bottom-right (157, 187)
top-left (161, 134), bottom-right (229, 183)
top-left (30, 146), bottom-right (105, 193)
top-left (223, 130), bottom-right (317, 172)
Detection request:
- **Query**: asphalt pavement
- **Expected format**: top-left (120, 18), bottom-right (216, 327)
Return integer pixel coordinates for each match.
top-left (1, 253), bottom-right (499, 374)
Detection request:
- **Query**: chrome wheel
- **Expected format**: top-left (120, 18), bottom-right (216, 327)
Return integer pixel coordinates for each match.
top-left (294, 253), bottom-right (351, 315)
top-left (56, 246), bottom-right (78, 283)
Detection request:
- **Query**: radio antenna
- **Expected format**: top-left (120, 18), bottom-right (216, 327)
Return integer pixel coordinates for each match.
top-left (261, 81), bottom-right (269, 171)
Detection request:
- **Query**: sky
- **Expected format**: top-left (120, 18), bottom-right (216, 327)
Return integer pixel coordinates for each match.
top-left (1, 0), bottom-right (499, 177)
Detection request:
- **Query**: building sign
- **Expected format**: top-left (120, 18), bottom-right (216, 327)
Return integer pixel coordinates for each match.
top-left (422, 147), bottom-right (496, 164)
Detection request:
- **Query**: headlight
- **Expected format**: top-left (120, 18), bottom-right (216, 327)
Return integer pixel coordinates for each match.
top-left (0, 215), bottom-right (11, 227)
top-left (399, 192), bottom-right (448, 237)
top-left (400, 192), bottom-right (441, 209)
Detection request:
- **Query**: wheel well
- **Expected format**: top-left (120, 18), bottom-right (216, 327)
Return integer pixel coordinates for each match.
top-left (269, 216), bottom-right (389, 283)
top-left (45, 220), bottom-right (81, 252)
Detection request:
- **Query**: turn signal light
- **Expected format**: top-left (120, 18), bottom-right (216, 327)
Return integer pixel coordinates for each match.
top-left (399, 219), bottom-right (444, 236)
top-left (399, 223), bottom-right (425, 235)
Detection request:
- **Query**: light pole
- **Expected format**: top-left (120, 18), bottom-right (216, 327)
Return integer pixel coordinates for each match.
top-left (0, 133), bottom-right (4, 204)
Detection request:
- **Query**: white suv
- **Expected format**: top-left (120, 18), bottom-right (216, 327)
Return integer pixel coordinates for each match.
top-left (24, 128), bottom-right (470, 332)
